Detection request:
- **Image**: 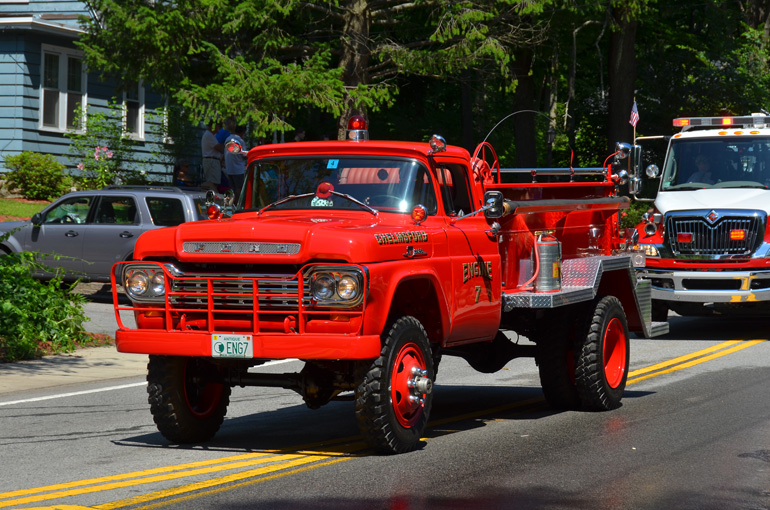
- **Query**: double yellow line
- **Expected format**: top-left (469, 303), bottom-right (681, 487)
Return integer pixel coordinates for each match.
top-left (627, 338), bottom-right (765, 385)
top-left (0, 442), bottom-right (365, 510)
top-left (3, 337), bottom-right (765, 510)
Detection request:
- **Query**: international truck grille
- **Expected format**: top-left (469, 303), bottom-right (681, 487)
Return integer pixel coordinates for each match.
top-left (666, 214), bottom-right (762, 255)
top-left (168, 273), bottom-right (310, 310)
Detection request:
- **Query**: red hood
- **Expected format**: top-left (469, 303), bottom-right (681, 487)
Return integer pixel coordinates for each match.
top-left (133, 211), bottom-right (440, 264)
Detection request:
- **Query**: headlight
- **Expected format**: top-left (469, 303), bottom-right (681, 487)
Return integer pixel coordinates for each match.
top-left (150, 272), bottom-right (165, 295)
top-left (306, 266), bottom-right (365, 307)
top-left (337, 275), bottom-right (359, 300)
top-left (122, 264), bottom-right (167, 302)
top-left (127, 272), bottom-right (149, 295)
top-left (312, 274), bottom-right (336, 300)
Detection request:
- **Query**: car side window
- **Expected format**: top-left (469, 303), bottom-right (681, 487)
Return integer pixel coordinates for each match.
top-left (94, 196), bottom-right (137, 225)
top-left (43, 196), bottom-right (92, 224)
top-left (146, 197), bottom-right (186, 226)
top-left (435, 164), bottom-right (473, 217)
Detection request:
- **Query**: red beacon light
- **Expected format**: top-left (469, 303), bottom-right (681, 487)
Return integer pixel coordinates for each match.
top-left (346, 115), bottom-right (369, 141)
top-left (225, 139), bottom-right (243, 154)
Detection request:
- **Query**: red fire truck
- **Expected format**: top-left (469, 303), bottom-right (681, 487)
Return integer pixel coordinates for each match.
top-left (111, 117), bottom-right (667, 454)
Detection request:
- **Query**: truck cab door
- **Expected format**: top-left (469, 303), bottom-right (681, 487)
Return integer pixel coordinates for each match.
top-left (433, 162), bottom-right (501, 344)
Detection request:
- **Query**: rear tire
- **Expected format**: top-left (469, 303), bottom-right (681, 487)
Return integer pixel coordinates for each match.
top-left (355, 316), bottom-right (434, 454)
top-left (535, 310), bottom-right (581, 410)
top-left (575, 296), bottom-right (630, 410)
top-left (147, 355), bottom-right (231, 443)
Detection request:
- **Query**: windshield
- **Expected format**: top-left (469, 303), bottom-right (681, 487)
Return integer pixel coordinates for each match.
top-left (241, 157), bottom-right (437, 214)
top-left (661, 137), bottom-right (770, 190)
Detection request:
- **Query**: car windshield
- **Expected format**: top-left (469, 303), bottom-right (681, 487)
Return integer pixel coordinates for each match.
top-left (661, 137), bottom-right (770, 190)
top-left (242, 157), bottom-right (437, 214)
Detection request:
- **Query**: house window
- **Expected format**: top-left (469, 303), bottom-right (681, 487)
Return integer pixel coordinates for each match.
top-left (124, 82), bottom-right (145, 139)
top-left (41, 45), bottom-right (86, 131)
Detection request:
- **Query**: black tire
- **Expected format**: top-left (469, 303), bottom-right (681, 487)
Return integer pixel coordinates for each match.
top-left (147, 355), bottom-right (231, 443)
top-left (651, 299), bottom-right (668, 322)
top-left (535, 310), bottom-right (581, 410)
top-left (575, 296), bottom-right (630, 411)
top-left (355, 316), bottom-right (435, 454)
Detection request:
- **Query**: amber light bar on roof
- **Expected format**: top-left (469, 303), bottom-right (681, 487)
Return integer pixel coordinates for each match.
top-left (673, 115), bottom-right (770, 128)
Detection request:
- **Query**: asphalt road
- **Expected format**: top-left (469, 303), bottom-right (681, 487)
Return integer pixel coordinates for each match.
top-left (0, 312), bottom-right (768, 510)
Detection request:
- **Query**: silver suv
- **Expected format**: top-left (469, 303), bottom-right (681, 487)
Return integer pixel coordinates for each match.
top-left (0, 186), bottom-right (210, 282)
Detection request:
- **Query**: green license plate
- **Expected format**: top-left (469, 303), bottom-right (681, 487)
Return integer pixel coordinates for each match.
top-left (212, 334), bottom-right (253, 358)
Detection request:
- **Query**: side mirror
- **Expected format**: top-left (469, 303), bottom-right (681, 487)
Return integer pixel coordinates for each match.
top-left (483, 191), bottom-right (504, 219)
top-left (31, 213), bottom-right (42, 227)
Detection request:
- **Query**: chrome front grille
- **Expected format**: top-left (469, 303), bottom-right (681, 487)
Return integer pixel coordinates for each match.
top-left (666, 212), bottom-right (763, 256)
top-left (168, 273), bottom-right (310, 310)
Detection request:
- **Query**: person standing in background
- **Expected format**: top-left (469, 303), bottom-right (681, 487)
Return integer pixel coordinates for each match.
top-left (216, 118), bottom-right (234, 144)
top-left (201, 123), bottom-right (223, 191)
top-left (224, 125), bottom-right (248, 202)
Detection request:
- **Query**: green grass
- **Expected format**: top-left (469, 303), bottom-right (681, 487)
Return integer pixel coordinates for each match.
top-left (0, 198), bottom-right (49, 219)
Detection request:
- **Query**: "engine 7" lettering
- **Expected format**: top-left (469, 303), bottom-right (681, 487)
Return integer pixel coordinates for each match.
top-left (462, 261), bottom-right (493, 283)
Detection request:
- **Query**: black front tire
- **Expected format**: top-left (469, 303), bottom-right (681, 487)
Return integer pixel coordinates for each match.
top-left (575, 296), bottom-right (630, 411)
top-left (147, 355), bottom-right (231, 443)
top-left (355, 316), bottom-right (435, 454)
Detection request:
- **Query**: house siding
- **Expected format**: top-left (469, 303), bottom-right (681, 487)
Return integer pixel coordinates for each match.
top-left (0, 0), bottom-right (180, 184)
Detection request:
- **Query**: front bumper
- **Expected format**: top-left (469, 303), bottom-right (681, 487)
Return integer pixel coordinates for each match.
top-left (637, 267), bottom-right (770, 303)
top-left (115, 330), bottom-right (382, 359)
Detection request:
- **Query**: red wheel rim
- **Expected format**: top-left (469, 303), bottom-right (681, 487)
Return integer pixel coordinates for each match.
top-left (390, 342), bottom-right (427, 428)
top-left (184, 362), bottom-right (224, 419)
top-left (603, 317), bottom-right (627, 388)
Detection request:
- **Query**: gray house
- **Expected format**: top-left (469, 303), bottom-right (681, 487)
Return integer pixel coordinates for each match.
top-left (0, 0), bottom-right (178, 182)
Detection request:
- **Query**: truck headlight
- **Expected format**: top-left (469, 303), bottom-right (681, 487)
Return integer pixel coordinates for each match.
top-left (311, 274), bottom-right (336, 300)
top-left (306, 266), bottom-right (365, 307)
top-left (123, 264), bottom-right (167, 302)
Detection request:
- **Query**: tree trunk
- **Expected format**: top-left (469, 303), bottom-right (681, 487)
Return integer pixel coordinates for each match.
top-left (607, 8), bottom-right (638, 153)
top-left (461, 71), bottom-right (474, 153)
top-left (512, 48), bottom-right (537, 168)
top-left (337, 0), bottom-right (370, 139)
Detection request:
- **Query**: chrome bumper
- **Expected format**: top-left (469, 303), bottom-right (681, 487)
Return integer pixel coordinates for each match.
top-left (637, 268), bottom-right (770, 303)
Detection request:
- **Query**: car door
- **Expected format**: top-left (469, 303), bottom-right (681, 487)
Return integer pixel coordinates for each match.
top-left (435, 162), bottom-right (502, 344)
top-left (23, 195), bottom-right (94, 278)
top-left (82, 195), bottom-right (143, 280)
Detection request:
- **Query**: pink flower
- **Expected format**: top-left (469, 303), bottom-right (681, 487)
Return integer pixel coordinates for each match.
top-left (77, 163), bottom-right (84, 171)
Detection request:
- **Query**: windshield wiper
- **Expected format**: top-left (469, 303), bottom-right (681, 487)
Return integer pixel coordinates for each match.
top-left (664, 184), bottom-right (711, 191)
top-left (711, 182), bottom-right (767, 189)
top-left (329, 191), bottom-right (379, 216)
top-left (257, 191), bottom-right (379, 216)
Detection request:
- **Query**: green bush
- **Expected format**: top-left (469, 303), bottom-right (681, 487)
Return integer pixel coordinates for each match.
top-left (0, 248), bottom-right (90, 362)
top-left (3, 152), bottom-right (74, 200)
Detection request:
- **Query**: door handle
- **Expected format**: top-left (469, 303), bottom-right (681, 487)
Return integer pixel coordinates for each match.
top-left (65, 231), bottom-right (78, 237)
top-left (119, 231), bottom-right (134, 238)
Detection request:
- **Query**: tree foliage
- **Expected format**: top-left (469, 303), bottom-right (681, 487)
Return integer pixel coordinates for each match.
top-left (77, 0), bottom-right (770, 167)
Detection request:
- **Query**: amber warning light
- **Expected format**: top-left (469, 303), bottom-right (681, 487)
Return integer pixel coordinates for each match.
top-left (730, 230), bottom-right (747, 241)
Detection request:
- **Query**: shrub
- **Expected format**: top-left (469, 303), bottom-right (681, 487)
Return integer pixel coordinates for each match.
top-left (66, 102), bottom-right (136, 190)
top-left (0, 245), bottom-right (91, 362)
top-left (2, 152), bottom-right (74, 200)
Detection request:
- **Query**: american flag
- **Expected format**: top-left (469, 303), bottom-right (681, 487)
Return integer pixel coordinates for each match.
top-left (629, 101), bottom-right (639, 127)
